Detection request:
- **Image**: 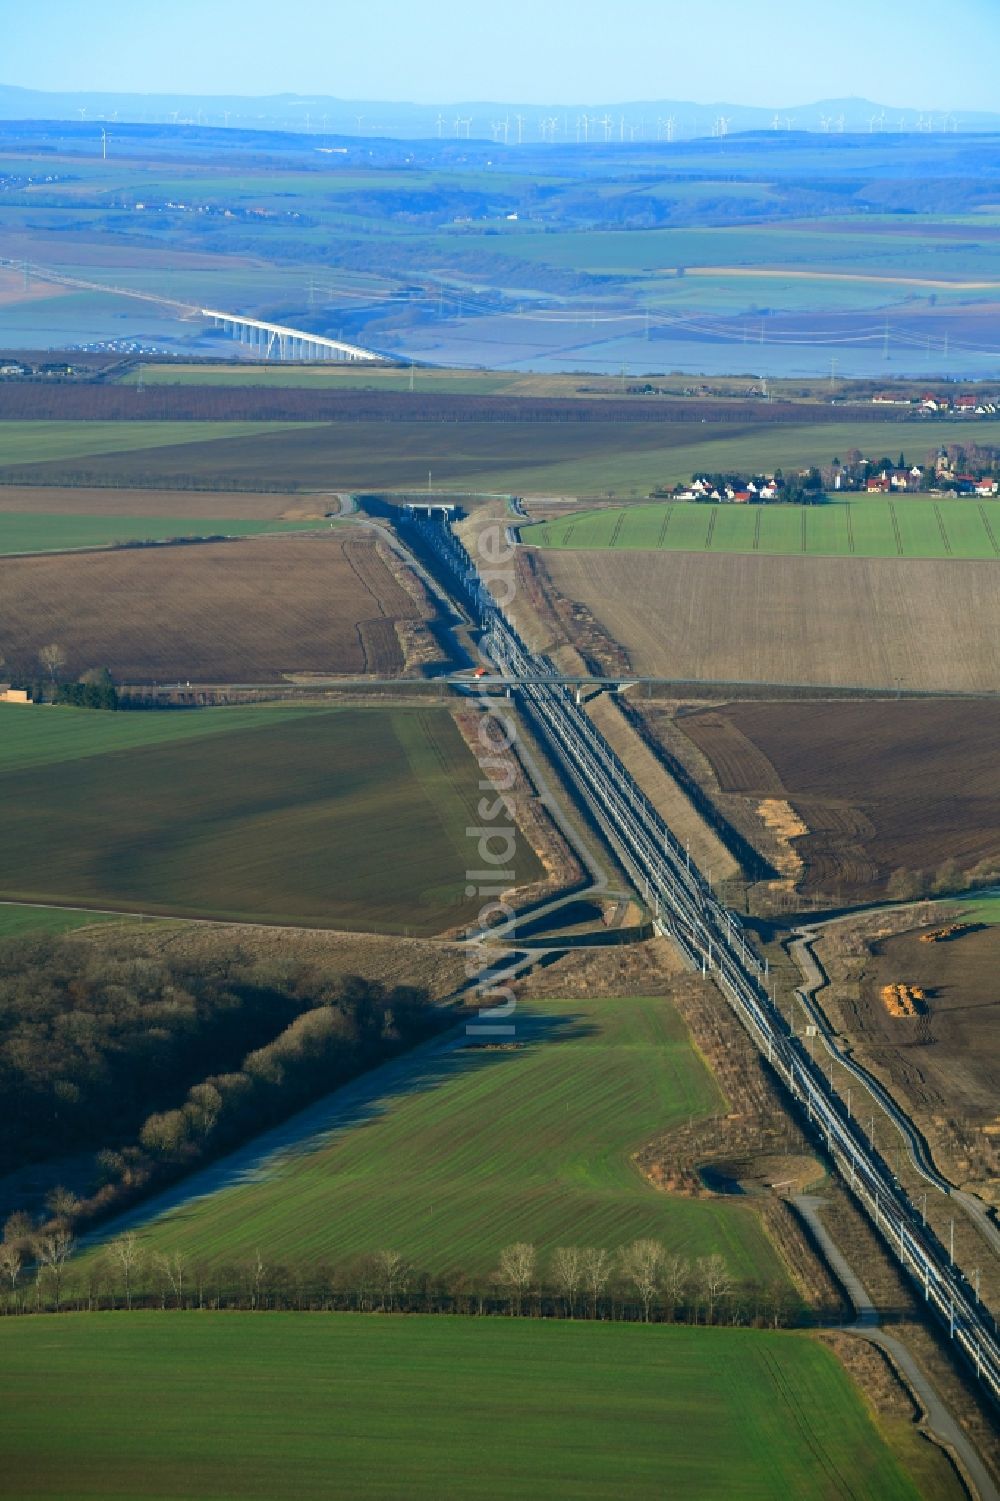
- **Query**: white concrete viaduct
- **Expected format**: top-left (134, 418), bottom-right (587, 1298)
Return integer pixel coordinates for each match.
top-left (201, 309), bottom-right (390, 363)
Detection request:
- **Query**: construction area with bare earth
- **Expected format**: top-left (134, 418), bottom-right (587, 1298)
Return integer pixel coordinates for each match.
top-left (813, 912), bottom-right (1000, 1209)
top-left (535, 548), bottom-right (1000, 691)
top-left (0, 531), bottom-right (441, 682)
top-left (660, 698), bottom-right (1000, 902)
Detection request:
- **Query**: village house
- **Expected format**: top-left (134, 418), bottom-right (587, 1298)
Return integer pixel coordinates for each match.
top-left (888, 466), bottom-right (923, 490)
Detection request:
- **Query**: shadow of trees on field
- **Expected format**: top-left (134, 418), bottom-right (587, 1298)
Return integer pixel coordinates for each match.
top-left (85, 1010), bottom-right (594, 1246)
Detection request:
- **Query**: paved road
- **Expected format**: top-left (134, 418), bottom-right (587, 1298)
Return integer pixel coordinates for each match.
top-left (796, 1195), bottom-right (999, 1501)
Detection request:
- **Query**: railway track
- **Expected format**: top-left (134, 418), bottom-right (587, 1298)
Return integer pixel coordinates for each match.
top-left (407, 507), bottom-right (1000, 1403)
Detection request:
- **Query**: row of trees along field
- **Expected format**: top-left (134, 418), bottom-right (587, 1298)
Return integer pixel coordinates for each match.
top-left (0, 936), bottom-right (438, 1230)
top-left (0, 1231), bottom-right (825, 1330)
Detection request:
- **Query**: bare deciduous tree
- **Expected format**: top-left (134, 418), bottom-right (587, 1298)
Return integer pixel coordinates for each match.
top-left (620, 1238), bottom-right (666, 1322)
top-left (581, 1246), bottom-right (613, 1318)
top-left (3, 1210), bottom-right (35, 1251)
top-left (696, 1254), bottom-right (732, 1325)
top-left (34, 1228), bottom-right (75, 1309)
top-left (662, 1254), bottom-right (690, 1322)
top-left (154, 1250), bottom-right (187, 1309)
top-left (0, 1241), bottom-right (22, 1296)
top-left (247, 1248), bottom-right (267, 1310)
top-left (108, 1231), bottom-right (143, 1310)
top-left (496, 1242), bottom-right (536, 1316)
top-left (372, 1249), bottom-right (409, 1312)
top-left (38, 643), bottom-right (67, 682)
top-left (44, 1185), bottom-right (80, 1227)
top-left (551, 1246), bottom-right (584, 1317)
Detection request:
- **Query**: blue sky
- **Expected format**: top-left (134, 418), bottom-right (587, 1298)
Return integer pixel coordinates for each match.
top-left (3, 0), bottom-right (998, 110)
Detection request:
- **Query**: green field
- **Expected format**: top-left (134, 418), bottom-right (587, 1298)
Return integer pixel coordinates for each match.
top-left (947, 890), bottom-right (1000, 925)
top-left (0, 704), bottom-right (527, 933)
top-left (0, 419), bottom-right (313, 466)
top-left (0, 1314), bottom-right (940, 1501)
top-left (522, 497), bottom-right (1000, 560)
top-left (0, 902), bottom-right (135, 938)
top-left (115, 994), bottom-right (784, 1281)
top-left (0, 511), bottom-right (317, 554)
top-left (9, 415), bottom-right (998, 500)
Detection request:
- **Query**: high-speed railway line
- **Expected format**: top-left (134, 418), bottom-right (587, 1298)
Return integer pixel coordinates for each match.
top-left (409, 508), bottom-right (1000, 1402)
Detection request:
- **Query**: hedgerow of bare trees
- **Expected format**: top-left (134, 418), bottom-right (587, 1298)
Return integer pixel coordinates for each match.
top-left (0, 1226), bottom-right (818, 1329)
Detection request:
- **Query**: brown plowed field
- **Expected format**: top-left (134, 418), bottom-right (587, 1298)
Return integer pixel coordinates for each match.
top-left (0, 385), bottom-right (923, 423)
top-left (540, 550), bottom-right (1000, 692)
top-left (673, 700), bottom-right (1000, 900)
top-left (0, 532), bottom-right (435, 682)
top-left (0, 485), bottom-right (312, 520)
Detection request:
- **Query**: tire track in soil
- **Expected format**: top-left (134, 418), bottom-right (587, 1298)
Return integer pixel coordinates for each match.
top-left (656, 506), bottom-right (673, 550)
top-left (978, 505), bottom-right (1000, 557)
top-left (888, 501), bottom-right (904, 557)
top-left (704, 510), bottom-right (717, 550)
top-left (757, 1344), bottom-right (862, 1501)
top-left (933, 505), bottom-right (952, 557)
top-left (846, 503), bottom-right (856, 555)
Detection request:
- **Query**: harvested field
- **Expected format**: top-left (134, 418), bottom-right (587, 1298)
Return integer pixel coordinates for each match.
top-left (671, 699), bottom-right (1000, 900)
top-left (0, 267), bottom-right (73, 306)
top-left (539, 550), bottom-right (1000, 691)
top-left (0, 531), bottom-right (439, 681)
top-left (818, 917), bottom-right (1000, 1201)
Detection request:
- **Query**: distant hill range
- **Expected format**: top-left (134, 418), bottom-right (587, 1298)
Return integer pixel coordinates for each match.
top-left (0, 84), bottom-right (997, 142)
